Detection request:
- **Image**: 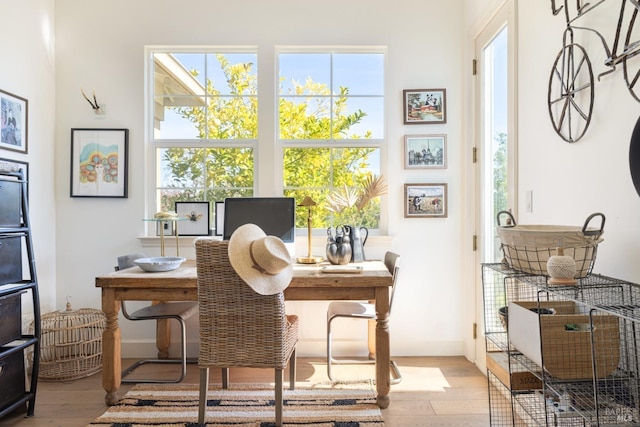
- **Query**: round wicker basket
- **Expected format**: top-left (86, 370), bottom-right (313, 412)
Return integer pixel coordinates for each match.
top-left (37, 302), bottom-right (106, 381)
top-left (496, 211), bottom-right (605, 278)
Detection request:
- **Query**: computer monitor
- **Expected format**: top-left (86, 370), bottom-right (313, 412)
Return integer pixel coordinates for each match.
top-left (223, 197), bottom-right (296, 256)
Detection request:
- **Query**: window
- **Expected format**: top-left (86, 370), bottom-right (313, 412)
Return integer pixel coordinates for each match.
top-left (148, 47), bottom-right (385, 232)
top-left (279, 50), bottom-right (385, 229)
top-left (150, 49), bottom-right (258, 210)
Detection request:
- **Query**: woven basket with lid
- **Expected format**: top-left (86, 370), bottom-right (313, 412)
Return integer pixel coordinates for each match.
top-left (34, 301), bottom-right (106, 381)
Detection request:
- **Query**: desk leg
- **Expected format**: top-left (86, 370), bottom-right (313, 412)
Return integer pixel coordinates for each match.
top-left (374, 287), bottom-right (391, 409)
top-left (367, 304), bottom-right (375, 359)
top-left (155, 302), bottom-right (170, 359)
top-left (102, 289), bottom-right (122, 406)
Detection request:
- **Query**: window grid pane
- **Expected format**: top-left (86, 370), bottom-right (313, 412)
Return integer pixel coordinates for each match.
top-left (279, 51), bottom-right (384, 229)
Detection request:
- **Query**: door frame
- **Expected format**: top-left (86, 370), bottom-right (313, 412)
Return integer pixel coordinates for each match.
top-left (463, 0), bottom-right (518, 369)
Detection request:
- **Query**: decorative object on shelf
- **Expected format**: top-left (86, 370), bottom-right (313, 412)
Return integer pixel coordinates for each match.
top-left (403, 89), bottom-right (446, 124)
top-left (133, 256), bottom-right (186, 272)
top-left (70, 128), bottom-right (128, 198)
top-left (80, 88), bottom-right (104, 115)
top-left (144, 212), bottom-right (186, 256)
top-left (34, 298), bottom-right (106, 381)
top-left (404, 183), bottom-right (447, 218)
top-left (496, 210), bottom-right (605, 278)
top-left (175, 201), bottom-right (211, 236)
top-left (404, 134), bottom-right (447, 169)
top-left (0, 88), bottom-right (28, 154)
top-left (297, 196), bottom-right (323, 264)
top-left (546, 245), bottom-right (577, 285)
top-left (326, 225), bottom-right (352, 265)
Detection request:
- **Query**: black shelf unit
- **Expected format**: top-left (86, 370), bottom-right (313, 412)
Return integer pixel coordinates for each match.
top-left (482, 263), bottom-right (640, 426)
top-left (0, 168), bottom-right (40, 418)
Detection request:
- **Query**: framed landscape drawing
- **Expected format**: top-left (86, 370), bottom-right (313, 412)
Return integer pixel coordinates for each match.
top-left (176, 201), bottom-right (211, 236)
top-left (0, 89), bottom-right (28, 153)
top-left (404, 183), bottom-right (448, 218)
top-left (403, 89), bottom-right (446, 124)
top-left (70, 128), bottom-right (129, 198)
top-left (404, 134), bottom-right (447, 169)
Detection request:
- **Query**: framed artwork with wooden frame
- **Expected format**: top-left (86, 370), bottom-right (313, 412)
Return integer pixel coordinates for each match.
top-left (175, 201), bottom-right (211, 236)
top-left (0, 89), bottom-right (28, 154)
top-left (404, 183), bottom-right (448, 218)
top-left (403, 89), bottom-right (446, 124)
top-left (404, 134), bottom-right (447, 169)
top-left (70, 128), bottom-right (129, 198)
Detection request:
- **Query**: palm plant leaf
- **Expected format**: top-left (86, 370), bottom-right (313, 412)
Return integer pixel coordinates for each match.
top-left (355, 175), bottom-right (388, 211)
top-left (326, 185), bottom-right (360, 213)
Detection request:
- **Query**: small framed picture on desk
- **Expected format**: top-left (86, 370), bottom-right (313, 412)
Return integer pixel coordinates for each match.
top-left (175, 201), bottom-right (211, 236)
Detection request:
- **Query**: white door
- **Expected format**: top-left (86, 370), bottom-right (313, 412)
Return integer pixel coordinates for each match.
top-left (473, 0), bottom-right (518, 367)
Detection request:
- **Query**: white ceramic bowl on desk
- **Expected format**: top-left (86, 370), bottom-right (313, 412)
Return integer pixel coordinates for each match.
top-left (134, 256), bottom-right (186, 272)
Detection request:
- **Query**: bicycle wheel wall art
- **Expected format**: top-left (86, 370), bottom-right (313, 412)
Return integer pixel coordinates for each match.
top-left (548, 0), bottom-right (640, 142)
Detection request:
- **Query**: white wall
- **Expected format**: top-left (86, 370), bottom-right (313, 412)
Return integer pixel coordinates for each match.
top-left (53, 0), bottom-right (466, 358)
top-left (0, 0), bottom-right (57, 319)
top-left (515, 0), bottom-right (640, 284)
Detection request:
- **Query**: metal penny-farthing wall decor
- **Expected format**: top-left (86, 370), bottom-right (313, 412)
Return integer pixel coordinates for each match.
top-left (547, 0), bottom-right (640, 143)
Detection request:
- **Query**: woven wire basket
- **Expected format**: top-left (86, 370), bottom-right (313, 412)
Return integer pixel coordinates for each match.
top-left (496, 211), bottom-right (605, 278)
top-left (36, 303), bottom-right (106, 381)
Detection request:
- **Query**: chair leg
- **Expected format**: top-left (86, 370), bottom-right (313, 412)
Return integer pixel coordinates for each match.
top-left (275, 369), bottom-right (284, 427)
top-left (121, 316), bottom-right (189, 384)
top-left (289, 348), bottom-right (297, 390)
top-left (327, 315), bottom-right (335, 381)
top-left (198, 368), bottom-right (209, 426)
top-left (222, 367), bottom-right (229, 389)
top-left (327, 315), bottom-right (402, 384)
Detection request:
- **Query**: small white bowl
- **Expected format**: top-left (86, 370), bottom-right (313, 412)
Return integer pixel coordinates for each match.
top-left (134, 256), bottom-right (186, 272)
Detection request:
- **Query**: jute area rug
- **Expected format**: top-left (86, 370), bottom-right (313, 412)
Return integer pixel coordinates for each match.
top-left (88, 382), bottom-right (384, 427)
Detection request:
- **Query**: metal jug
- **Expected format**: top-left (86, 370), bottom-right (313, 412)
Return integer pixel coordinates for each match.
top-left (343, 225), bottom-right (368, 263)
top-left (326, 226), bottom-right (352, 265)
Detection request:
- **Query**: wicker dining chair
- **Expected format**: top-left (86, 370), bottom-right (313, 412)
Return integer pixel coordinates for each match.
top-left (115, 253), bottom-right (198, 383)
top-left (326, 251), bottom-right (402, 384)
top-left (194, 238), bottom-right (299, 427)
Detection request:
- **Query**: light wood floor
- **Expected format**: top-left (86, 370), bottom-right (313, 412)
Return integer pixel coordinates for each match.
top-left (0, 356), bottom-right (489, 427)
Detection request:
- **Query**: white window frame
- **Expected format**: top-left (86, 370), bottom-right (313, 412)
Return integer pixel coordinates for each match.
top-left (144, 45), bottom-right (388, 236)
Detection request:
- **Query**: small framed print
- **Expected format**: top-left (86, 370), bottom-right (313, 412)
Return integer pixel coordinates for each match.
top-left (404, 134), bottom-right (447, 169)
top-left (175, 201), bottom-right (211, 236)
top-left (403, 89), bottom-right (446, 124)
top-left (0, 89), bottom-right (28, 153)
top-left (215, 201), bottom-right (225, 236)
top-left (404, 183), bottom-right (448, 218)
top-left (70, 128), bottom-right (128, 198)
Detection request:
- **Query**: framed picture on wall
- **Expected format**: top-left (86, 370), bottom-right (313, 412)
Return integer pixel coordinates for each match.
top-left (0, 157), bottom-right (29, 199)
top-left (404, 183), bottom-right (448, 218)
top-left (404, 134), bottom-right (447, 169)
top-left (175, 201), bottom-right (211, 236)
top-left (403, 89), bottom-right (446, 124)
top-left (70, 128), bottom-right (129, 198)
top-left (0, 89), bottom-right (28, 154)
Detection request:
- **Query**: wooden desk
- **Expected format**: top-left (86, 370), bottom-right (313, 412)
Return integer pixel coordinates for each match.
top-left (95, 260), bottom-right (393, 408)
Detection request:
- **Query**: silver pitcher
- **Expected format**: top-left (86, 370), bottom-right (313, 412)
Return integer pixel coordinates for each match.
top-left (326, 226), bottom-right (352, 265)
